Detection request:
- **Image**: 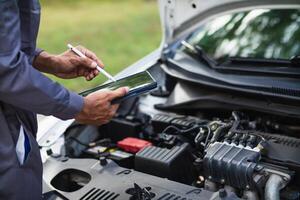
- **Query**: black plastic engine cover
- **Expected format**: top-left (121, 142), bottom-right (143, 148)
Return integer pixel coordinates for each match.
top-left (203, 142), bottom-right (260, 190)
top-left (43, 158), bottom-right (217, 200)
top-left (135, 143), bottom-right (196, 184)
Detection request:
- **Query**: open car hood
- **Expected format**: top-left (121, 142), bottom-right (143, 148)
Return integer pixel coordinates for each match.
top-left (158, 0), bottom-right (300, 45)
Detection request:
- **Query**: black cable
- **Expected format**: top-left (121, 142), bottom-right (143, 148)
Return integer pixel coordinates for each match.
top-left (162, 124), bottom-right (200, 135)
top-left (64, 123), bottom-right (85, 133)
top-left (162, 125), bottom-right (182, 134)
top-left (232, 111), bottom-right (240, 121)
top-left (67, 136), bottom-right (90, 147)
top-left (89, 138), bottom-right (112, 147)
top-left (67, 137), bottom-right (115, 148)
top-left (124, 97), bottom-right (139, 116)
top-left (181, 125), bottom-right (200, 134)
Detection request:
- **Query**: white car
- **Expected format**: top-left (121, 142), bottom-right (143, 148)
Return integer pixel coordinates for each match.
top-left (40, 1), bottom-right (300, 200)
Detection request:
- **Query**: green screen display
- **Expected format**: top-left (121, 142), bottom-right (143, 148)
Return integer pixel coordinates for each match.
top-left (80, 71), bottom-right (155, 97)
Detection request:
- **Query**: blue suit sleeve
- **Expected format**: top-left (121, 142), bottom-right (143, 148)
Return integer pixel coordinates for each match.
top-left (0, 0), bottom-right (84, 120)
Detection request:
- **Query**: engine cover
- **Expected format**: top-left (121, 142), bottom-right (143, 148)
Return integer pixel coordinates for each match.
top-left (43, 158), bottom-right (217, 200)
top-left (203, 142), bottom-right (261, 190)
top-left (135, 143), bottom-right (195, 184)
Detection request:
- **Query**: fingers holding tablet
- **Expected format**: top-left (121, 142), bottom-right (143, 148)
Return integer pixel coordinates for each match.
top-left (75, 71), bottom-right (157, 125)
top-left (75, 88), bottom-right (128, 125)
top-left (108, 87), bottom-right (130, 101)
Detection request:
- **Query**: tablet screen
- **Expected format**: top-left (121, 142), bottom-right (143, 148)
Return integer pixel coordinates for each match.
top-left (80, 71), bottom-right (156, 97)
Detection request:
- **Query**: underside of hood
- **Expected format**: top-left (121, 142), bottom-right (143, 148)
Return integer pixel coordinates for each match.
top-left (158, 0), bottom-right (300, 45)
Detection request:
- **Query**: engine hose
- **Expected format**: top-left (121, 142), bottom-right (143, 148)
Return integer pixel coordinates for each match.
top-left (232, 111), bottom-right (241, 121)
top-left (265, 174), bottom-right (286, 200)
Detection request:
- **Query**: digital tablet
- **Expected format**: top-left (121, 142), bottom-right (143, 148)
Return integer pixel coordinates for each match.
top-left (79, 71), bottom-right (157, 103)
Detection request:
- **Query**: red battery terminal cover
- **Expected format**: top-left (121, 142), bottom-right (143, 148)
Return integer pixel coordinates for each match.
top-left (117, 137), bottom-right (152, 153)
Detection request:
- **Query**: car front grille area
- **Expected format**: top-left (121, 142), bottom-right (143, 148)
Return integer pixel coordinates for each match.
top-left (79, 188), bottom-right (120, 200)
top-left (79, 188), bottom-right (193, 200)
top-left (157, 192), bottom-right (191, 200)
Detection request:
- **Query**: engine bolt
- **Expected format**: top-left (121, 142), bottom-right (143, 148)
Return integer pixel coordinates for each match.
top-left (255, 165), bottom-right (263, 171)
top-left (211, 125), bottom-right (217, 131)
top-left (99, 156), bottom-right (108, 166)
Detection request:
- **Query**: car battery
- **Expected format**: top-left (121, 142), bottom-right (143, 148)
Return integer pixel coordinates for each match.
top-left (85, 145), bottom-right (134, 168)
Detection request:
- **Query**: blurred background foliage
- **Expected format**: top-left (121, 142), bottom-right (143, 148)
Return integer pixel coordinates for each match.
top-left (38, 0), bottom-right (161, 92)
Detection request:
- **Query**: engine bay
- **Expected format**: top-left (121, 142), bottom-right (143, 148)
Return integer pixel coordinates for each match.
top-left (43, 66), bottom-right (300, 200)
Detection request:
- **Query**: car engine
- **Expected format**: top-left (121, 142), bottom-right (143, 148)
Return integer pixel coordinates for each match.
top-left (42, 69), bottom-right (300, 200)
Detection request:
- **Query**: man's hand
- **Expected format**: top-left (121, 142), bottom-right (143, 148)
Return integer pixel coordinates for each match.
top-left (75, 87), bottom-right (129, 125)
top-left (33, 46), bottom-right (104, 81)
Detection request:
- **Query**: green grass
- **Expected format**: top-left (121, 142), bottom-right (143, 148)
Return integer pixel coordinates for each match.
top-left (38, 0), bottom-right (161, 92)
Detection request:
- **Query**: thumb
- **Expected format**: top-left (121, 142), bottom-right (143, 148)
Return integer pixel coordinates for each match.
top-left (108, 87), bottom-right (129, 101)
top-left (78, 57), bottom-right (97, 69)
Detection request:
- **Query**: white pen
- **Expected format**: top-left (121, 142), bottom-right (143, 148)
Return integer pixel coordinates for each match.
top-left (67, 44), bottom-right (117, 82)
